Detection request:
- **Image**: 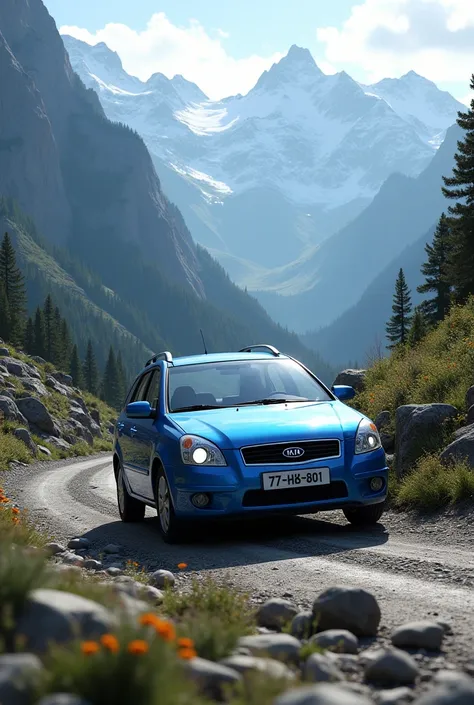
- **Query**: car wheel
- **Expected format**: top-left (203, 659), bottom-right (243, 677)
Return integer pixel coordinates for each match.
top-left (154, 466), bottom-right (185, 543)
top-left (343, 502), bottom-right (385, 526)
top-left (116, 463), bottom-right (146, 522)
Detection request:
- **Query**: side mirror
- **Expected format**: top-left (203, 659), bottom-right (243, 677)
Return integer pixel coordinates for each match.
top-left (126, 401), bottom-right (153, 418)
top-left (332, 385), bottom-right (356, 402)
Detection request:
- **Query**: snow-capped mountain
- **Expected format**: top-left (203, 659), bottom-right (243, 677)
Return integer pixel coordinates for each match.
top-left (364, 72), bottom-right (463, 147)
top-left (63, 36), bottom-right (463, 277)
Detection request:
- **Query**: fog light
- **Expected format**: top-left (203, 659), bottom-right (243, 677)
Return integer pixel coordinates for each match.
top-left (191, 493), bottom-right (210, 508)
top-left (370, 477), bottom-right (384, 492)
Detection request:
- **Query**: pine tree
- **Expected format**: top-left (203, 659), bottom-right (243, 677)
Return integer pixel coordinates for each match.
top-left (83, 340), bottom-right (99, 396)
top-left (116, 351), bottom-right (127, 406)
top-left (386, 268), bottom-right (412, 349)
top-left (408, 307), bottom-right (428, 347)
top-left (442, 75), bottom-right (474, 299)
top-left (0, 232), bottom-right (27, 345)
top-left (33, 307), bottom-right (46, 358)
top-left (417, 214), bottom-right (452, 324)
top-left (60, 318), bottom-right (72, 371)
top-left (43, 295), bottom-right (55, 363)
top-left (24, 317), bottom-right (35, 354)
top-left (52, 307), bottom-right (63, 367)
top-left (69, 344), bottom-right (84, 388)
top-left (0, 281), bottom-right (10, 341)
top-left (102, 347), bottom-right (122, 409)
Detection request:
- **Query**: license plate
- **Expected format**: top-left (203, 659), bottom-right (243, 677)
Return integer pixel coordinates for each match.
top-left (262, 467), bottom-right (330, 491)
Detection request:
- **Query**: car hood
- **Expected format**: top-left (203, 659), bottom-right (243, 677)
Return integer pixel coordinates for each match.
top-left (170, 401), bottom-right (365, 449)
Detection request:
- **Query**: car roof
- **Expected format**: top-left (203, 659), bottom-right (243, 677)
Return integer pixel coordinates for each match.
top-left (171, 352), bottom-right (290, 367)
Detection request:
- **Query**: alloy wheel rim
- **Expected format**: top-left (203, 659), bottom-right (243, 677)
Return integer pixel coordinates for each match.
top-left (158, 476), bottom-right (170, 533)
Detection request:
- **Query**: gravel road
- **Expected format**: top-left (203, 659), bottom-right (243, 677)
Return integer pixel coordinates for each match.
top-left (3, 455), bottom-right (474, 666)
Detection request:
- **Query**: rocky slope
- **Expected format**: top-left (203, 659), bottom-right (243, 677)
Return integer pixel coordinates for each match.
top-left (0, 342), bottom-right (115, 461)
top-left (63, 37), bottom-right (463, 276)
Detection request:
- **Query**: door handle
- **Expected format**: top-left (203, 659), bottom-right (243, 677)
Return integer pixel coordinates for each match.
top-left (117, 422), bottom-right (125, 430)
top-left (130, 426), bottom-right (138, 435)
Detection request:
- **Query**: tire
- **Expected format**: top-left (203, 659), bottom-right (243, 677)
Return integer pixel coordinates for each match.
top-left (154, 465), bottom-right (186, 543)
top-left (116, 463), bottom-right (146, 523)
top-left (343, 502), bottom-right (385, 526)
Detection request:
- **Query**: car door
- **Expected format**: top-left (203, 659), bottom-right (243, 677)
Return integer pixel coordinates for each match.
top-left (129, 367), bottom-right (162, 500)
top-left (121, 371), bottom-right (153, 495)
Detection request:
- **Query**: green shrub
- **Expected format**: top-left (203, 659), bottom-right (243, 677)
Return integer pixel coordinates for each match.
top-left (0, 431), bottom-right (32, 470)
top-left (164, 578), bottom-right (255, 661)
top-left (396, 455), bottom-right (474, 509)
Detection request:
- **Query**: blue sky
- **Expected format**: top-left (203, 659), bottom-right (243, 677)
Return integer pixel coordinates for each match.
top-left (43, 0), bottom-right (473, 102)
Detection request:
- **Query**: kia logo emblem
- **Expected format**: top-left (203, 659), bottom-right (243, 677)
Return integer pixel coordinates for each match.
top-left (282, 447), bottom-right (305, 458)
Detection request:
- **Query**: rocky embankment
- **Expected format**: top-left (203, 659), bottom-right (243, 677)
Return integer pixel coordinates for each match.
top-left (0, 344), bottom-right (114, 458)
top-left (334, 368), bottom-right (474, 475)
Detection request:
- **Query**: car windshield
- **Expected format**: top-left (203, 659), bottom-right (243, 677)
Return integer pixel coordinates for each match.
top-left (167, 359), bottom-right (332, 412)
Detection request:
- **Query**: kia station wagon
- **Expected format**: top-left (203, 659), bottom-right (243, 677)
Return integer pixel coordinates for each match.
top-left (113, 345), bottom-right (388, 542)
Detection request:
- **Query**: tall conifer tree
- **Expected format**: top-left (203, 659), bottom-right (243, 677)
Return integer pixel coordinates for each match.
top-left (0, 232), bottom-right (26, 345)
top-left (442, 75), bottom-right (474, 299)
top-left (83, 340), bottom-right (99, 396)
top-left (417, 214), bottom-right (452, 324)
top-left (386, 268), bottom-right (412, 349)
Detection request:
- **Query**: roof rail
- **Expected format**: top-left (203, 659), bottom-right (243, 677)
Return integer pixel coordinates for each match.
top-left (239, 344), bottom-right (280, 357)
top-left (145, 351), bottom-right (173, 367)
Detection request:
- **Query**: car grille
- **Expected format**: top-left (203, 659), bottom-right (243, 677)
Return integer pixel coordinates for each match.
top-left (241, 439), bottom-right (340, 465)
top-left (242, 481), bottom-right (348, 507)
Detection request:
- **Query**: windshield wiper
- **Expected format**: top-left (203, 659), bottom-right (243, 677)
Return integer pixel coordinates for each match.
top-left (172, 404), bottom-right (221, 413)
top-left (236, 398), bottom-right (311, 406)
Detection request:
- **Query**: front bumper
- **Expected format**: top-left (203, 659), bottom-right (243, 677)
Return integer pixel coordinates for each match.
top-left (167, 443), bottom-right (388, 519)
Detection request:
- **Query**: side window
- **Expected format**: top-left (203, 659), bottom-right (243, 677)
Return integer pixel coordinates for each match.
top-left (131, 372), bottom-right (152, 402)
top-left (145, 369), bottom-right (161, 409)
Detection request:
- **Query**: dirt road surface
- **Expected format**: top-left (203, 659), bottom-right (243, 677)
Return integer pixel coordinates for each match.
top-left (3, 455), bottom-right (474, 665)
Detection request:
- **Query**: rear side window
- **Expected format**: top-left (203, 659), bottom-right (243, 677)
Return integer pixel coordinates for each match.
top-left (145, 369), bottom-right (161, 408)
top-left (131, 372), bottom-right (152, 403)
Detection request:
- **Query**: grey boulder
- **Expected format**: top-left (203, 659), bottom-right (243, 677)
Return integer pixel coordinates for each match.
top-left (237, 634), bottom-right (302, 663)
top-left (150, 569), bottom-right (176, 588)
top-left (14, 428), bottom-right (37, 455)
top-left (394, 404), bottom-right (458, 477)
top-left (416, 671), bottom-right (474, 704)
top-left (440, 426), bottom-right (474, 467)
top-left (312, 586), bottom-right (381, 637)
top-left (274, 684), bottom-right (373, 705)
top-left (333, 370), bottom-right (366, 393)
top-left (184, 657), bottom-right (241, 700)
top-left (364, 648), bottom-right (419, 685)
top-left (391, 620), bottom-right (444, 651)
top-left (221, 654), bottom-right (294, 680)
top-left (310, 629), bottom-right (358, 654)
top-left (291, 611), bottom-right (314, 640)
top-left (257, 598), bottom-right (299, 630)
top-left (16, 397), bottom-right (60, 436)
top-left (52, 371), bottom-right (73, 387)
top-left (0, 653), bottom-right (43, 705)
top-left (303, 653), bottom-right (344, 683)
top-left (16, 589), bottom-right (116, 652)
top-left (0, 395), bottom-right (28, 424)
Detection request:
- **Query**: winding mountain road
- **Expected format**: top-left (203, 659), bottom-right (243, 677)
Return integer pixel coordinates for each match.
top-left (4, 455), bottom-right (474, 661)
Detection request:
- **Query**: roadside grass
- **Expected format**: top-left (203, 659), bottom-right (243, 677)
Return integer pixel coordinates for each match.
top-left (163, 577), bottom-right (256, 661)
top-left (0, 431), bottom-right (32, 470)
top-left (356, 298), bottom-right (474, 420)
top-left (394, 455), bottom-right (474, 510)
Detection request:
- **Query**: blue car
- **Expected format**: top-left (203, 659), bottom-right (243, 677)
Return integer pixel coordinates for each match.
top-left (113, 345), bottom-right (388, 542)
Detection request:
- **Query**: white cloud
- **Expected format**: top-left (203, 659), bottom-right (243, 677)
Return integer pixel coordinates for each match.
top-left (60, 13), bottom-right (282, 100)
top-left (316, 0), bottom-right (474, 92)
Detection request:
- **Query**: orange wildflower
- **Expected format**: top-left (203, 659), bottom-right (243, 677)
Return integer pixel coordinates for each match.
top-left (11, 507), bottom-right (20, 515)
top-left (128, 639), bottom-right (149, 655)
top-left (155, 620), bottom-right (176, 642)
top-left (177, 562), bottom-right (188, 570)
top-left (12, 517), bottom-right (20, 525)
top-left (81, 641), bottom-right (100, 656)
top-left (139, 612), bottom-right (161, 628)
top-left (0, 497), bottom-right (9, 504)
top-left (177, 637), bottom-right (195, 649)
top-left (100, 634), bottom-right (120, 653)
top-left (178, 647), bottom-right (197, 660)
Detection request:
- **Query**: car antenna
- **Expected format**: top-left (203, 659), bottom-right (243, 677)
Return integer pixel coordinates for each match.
top-left (200, 329), bottom-right (208, 355)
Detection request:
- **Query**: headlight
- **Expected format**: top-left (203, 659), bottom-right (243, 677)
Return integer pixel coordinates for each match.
top-left (180, 435), bottom-right (227, 466)
top-left (355, 419), bottom-right (382, 454)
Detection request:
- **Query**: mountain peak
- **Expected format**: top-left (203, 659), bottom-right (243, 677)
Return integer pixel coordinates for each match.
top-left (252, 44), bottom-right (321, 93)
top-left (286, 44), bottom-right (316, 66)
